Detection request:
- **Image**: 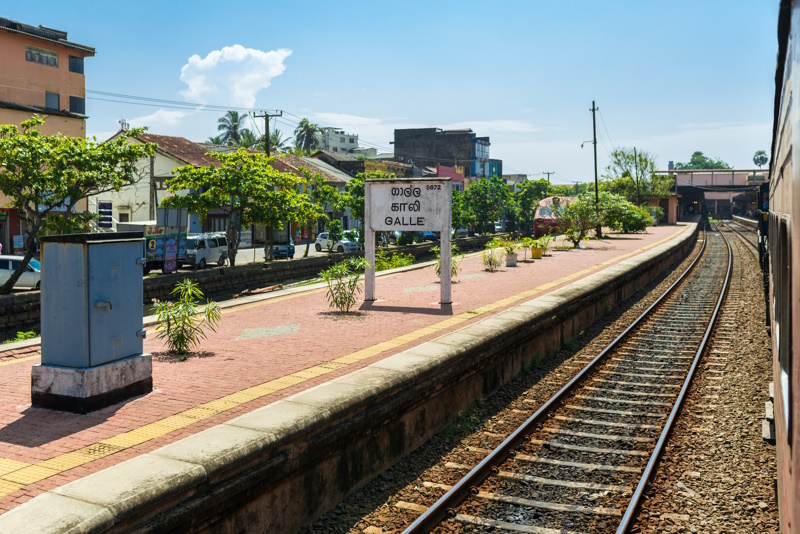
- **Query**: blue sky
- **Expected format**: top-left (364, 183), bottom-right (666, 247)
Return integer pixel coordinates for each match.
top-left (5, 1), bottom-right (780, 184)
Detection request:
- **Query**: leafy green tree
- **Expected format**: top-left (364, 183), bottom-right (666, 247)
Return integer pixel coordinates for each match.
top-left (556, 195), bottom-right (599, 247)
top-left (217, 110), bottom-right (250, 146)
top-left (326, 219), bottom-right (342, 250)
top-left (338, 171), bottom-right (393, 244)
top-left (674, 151), bottom-right (731, 170)
top-left (601, 148), bottom-right (673, 204)
top-left (162, 150), bottom-right (301, 267)
top-left (294, 118), bottom-right (321, 154)
top-left (207, 135), bottom-right (224, 145)
top-left (753, 150), bottom-right (768, 169)
top-left (596, 192), bottom-right (652, 233)
top-left (464, 176), bottom-right (511, 233)
top-left (297, 171), bottom-right (335, 257)
top-left (515, 178), bottom-right (550, 235)
top-left (0, 117), bottom-right (155, 294)
top-left (451, 189), bottom-right (474, 237)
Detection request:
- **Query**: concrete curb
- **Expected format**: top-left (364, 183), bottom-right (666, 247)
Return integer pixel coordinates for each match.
top-left (0, 223), bottom-right (698, 533)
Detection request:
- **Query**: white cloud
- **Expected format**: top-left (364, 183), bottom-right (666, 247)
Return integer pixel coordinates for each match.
top-left (179, 45), bottom-right (291, 107)
top-left (129, 109), bottom-right (187, 128)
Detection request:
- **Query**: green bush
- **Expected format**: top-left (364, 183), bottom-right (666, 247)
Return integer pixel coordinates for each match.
top-left (398, 231), bottom-right (415, 246)
top-left (374, 249), bottom-right (413, 271)
top-left (2, 331), bottom-right (37, 344)
top-left (153, 279), bottom-right (222, 355)
top-left (320, 257), bottom-right (369, 312)
top-left (431, 243), bottom-right (463, 278)
top-left (482, 237), bottom-right (506, 271)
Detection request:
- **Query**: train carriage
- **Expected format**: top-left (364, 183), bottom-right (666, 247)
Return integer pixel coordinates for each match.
top-left (769, 1), bottom-right (800, 531)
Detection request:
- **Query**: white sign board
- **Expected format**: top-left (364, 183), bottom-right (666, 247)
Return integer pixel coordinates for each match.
top-left (365, 178), bottom-right (452, 304)
top-left (368, 182), bottom-right (450, 231)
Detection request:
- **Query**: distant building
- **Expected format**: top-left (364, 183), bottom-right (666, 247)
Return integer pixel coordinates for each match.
top-left (0, 17), bottom-right (95, 254)
top-left (436, 163), bottom-right (466, 192)
top-left (317, 127), bottom-right (358, 153)
top-left (352, 146), bottom-right (377, 158)
top-left (392, 127), bottom-right (502, 180)
top-left (503, 174), bottom-right (528, 191)
top-left (310, 150), bottom-right (365, 176)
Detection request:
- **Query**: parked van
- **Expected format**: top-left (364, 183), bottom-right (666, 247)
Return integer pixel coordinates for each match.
top-left (0, 255), bottom-right (41, 290)
top-left (184, 234), bottom-right (228, 269)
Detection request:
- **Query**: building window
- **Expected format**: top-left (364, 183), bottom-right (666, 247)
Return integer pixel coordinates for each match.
top-left (340, 137), bottom-right (345, 143)
top-left (118, 213), bottom-right (130, 222)
top-left (68, 56), bottom-right (84, 74)
top-left (69, 96), bottom-right (85, 114)
top-left (26, 46), bottom-right (58, 67)
top-left (349, 138), bottom-right (355, 143)
top-left (45, 92), bottom-right (59, 110)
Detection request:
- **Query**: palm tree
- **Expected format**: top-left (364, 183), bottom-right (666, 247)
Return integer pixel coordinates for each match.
top-left (269, 129), bottom-right (290, 153)
top-left (294, 118), bottom-right (320, 154)
top-left (217, 111), bottom-right (250, 146)
top-left (207, 134), bottom-right (225, 145)
top-left (237, 129), bottom-right (259, 149)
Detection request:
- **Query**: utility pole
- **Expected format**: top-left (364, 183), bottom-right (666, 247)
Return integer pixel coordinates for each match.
top-left (252, 110), bottom-right (283, 156)
top-left (573, 181), bottom-right (580, 195)
top-left (543, 171), bottom-right (555, 183)
top-left (149, 155), bottom-right (156, 220)
top-left (591, 101), bottom-right (601, 238)
top-left (634, 146), bottom-right (641, 206)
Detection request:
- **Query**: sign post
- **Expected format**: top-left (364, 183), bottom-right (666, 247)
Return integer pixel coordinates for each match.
top-left (365, 178), bottom-right (452, 304)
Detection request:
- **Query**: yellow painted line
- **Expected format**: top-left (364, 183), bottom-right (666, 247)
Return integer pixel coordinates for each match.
top-left (0, 354), bottom-right (40, 367)
top-left (0, 480), bottom-right (24, 498)
top-left (0, 227), bottom-right (691, 496)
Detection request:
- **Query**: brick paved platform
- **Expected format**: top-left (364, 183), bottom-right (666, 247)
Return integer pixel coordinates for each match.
top-left (0, 225), bottom-right (692, 514)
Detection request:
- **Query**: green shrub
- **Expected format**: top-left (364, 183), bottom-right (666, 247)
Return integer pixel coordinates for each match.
top-left (374, 249), bottom-right (413, 271)
top-left (153, 279), bottom-right (222, 355)
top-left (398, 231), bottom-right (415, 246)
top-left (431, 243), bottom-right (463, 278)
top-left (538, 233), bottom-right (553, 254)
top-left (320, 257), bottom-right (369, 312)
top-left (482, 238), bottom-right (505, 271)
top-left (2, 331), bottom-right (37, 344)
top-left (326, 220), bottom-right (342, 250)
top-left (520, 237), bottom-right (535, 260)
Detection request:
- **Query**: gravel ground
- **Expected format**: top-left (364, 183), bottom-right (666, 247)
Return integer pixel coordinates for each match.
top-left (300, 236), bottom-right (708, 534)
top-left (634, 229), bottom-right (778, 533)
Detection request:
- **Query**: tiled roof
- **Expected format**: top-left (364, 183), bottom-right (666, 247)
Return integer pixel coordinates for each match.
top-left (135, 133), bottom-right (221, 168)
top-left (311, 149), bottom-right (358, 162)
top-left (274, 153), bottom-right (349, 185)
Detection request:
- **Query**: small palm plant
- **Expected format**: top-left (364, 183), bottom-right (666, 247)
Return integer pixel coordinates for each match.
top-left (520, 237), bottom-right (535, 261)
top-left (321, 257), bottom-right (369, 312)
top-left (482, 237), bottom-right (505, 272)
top-left (431, 243), bottom-right (463, 279)
top-left (538, 233), bottom-right (554, 256)
top-left (153, 279), bottom-right (222, 355)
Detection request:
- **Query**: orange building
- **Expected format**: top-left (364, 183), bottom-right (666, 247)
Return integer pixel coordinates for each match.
top-left (0, 17), bottom-right (94, 253)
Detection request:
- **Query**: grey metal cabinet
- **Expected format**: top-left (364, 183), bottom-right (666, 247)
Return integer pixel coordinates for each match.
top-left (40, 232), bottom-right (145, 368)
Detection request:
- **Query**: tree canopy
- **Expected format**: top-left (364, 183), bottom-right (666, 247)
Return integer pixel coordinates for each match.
top-left (0, 116), bottom-right (155, 293)
top-left (464, 176), bottom-right (511, 233)
top-left (753, 150), bottom-right (768, 169)
top-left (294, 118), bottom-right (321, 154)
top-left (217, 111), bottom-right (251, 146)
top-left (601, 148), bottom-right (673, 203)
top-left (514, 178), bottom-right (550, 235)
top-left (162, 150), bottom-right (301, 266)
top-left (674, 151), bottom-right (731, 170)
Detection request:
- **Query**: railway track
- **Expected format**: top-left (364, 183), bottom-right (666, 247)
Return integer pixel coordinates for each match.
top-left (722, 221), bottom-right (759, 257)
top-left (397, 225), bottom-right (732, 534)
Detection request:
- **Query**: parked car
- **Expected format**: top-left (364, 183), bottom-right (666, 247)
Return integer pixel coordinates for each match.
top-left (454, 228), bottom-right (469, 238)
top-left (271, 238), bottom-right (295, 259)
top-left (314, 232), bottom-right (359, 253)
top-left (421, 231), bottom-right (439, 241)
top-left (0, 255), bottom-right (41, 290)
top-left (184, 233), bottom-right (228, 269)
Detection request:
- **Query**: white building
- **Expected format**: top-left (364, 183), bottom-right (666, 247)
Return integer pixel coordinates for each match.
top-left (317, 127), bottom-right (358, 153)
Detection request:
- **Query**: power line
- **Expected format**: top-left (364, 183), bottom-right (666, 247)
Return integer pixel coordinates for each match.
top-left (598, 108), bottom-right (615, 151)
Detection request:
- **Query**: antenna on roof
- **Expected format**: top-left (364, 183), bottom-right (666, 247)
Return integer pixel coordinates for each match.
top-left (119, 118), bottom-right (129, 131)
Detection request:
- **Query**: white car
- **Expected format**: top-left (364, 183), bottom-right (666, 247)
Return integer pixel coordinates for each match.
top-left (314, 232), bottom-right (359, 253)
top-left (0, 255), bottom-right (41, 290)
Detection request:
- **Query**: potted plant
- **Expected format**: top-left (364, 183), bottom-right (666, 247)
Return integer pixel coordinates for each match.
top-left (504, 240), bottom-right (519, 267)
top-left (530, 238), bottom-right (544, 259)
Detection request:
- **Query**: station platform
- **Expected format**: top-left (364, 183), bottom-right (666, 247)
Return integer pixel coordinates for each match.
top-left (0, 223), bottom-right (696, 523)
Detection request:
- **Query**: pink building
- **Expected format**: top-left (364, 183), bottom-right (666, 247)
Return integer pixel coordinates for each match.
top-left (436, 163), bottom-right (465, 192)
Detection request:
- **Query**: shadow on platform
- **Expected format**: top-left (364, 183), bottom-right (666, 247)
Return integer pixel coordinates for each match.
top-left (0, 395), bottom-right (137, 448)
top-left (359, 301), bottom-right (454, 316)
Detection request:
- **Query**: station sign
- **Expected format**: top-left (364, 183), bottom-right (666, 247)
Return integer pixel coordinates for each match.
top-left (98, 201), bottom-right (113, 228)
top-left (365, 178), bottom-right (452, 304)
